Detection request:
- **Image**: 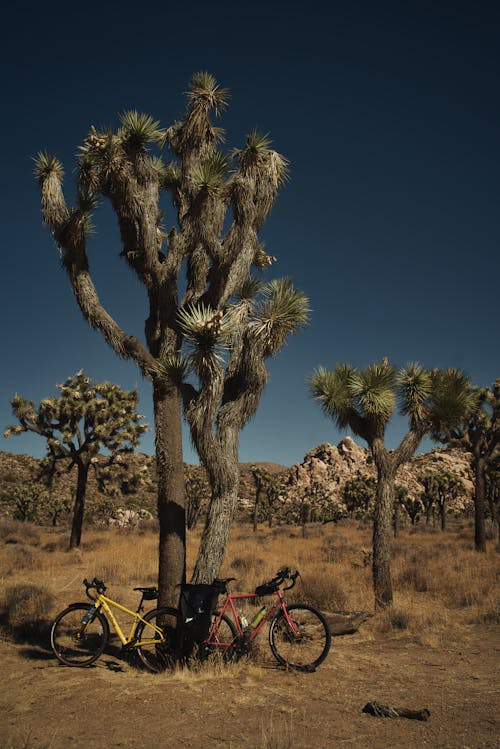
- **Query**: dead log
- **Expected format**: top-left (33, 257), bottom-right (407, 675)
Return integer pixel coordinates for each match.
top-left (322, 610), bottom-right (373, 636)
top-left (362, 701), bottom-right (431, 721)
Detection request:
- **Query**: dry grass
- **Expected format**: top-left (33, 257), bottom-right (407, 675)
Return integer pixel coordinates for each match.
top-left (0, 517), bottom-right (498, 648)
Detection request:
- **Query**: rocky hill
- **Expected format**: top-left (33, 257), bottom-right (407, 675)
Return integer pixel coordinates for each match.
top-left (284, 436), bottom-right (473, 505)
top-left (0, 438), bottom-right (474, 520)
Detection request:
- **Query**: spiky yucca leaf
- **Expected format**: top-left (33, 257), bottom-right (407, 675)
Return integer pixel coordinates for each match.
top-left (33, 152), bottom-right (64, 184)
top-left (232, 131), bottom-right (290, 185)
top-left (151, 354), bottom-right (191, 387)
top-left (308, 365), bottom-right (356, 429)
top-left (150, 156), bottom-right (168, 180)
top-left (77, 129), bottom-right (125, 190)
top-left (252, 278), bottom-right (310, 351)
top-left (245, 130), bottom-right (273, 152)
top-left (178, 303), bottom-right (235, 344)
top-left (349, 363), bottom-right (397, 421)
top-left (191, 152), bottom-right (229, 193)
top-left (237, 275), bottom-right (263, 301)
top-left (161, 162), bottom-right (182, 189)
top-left (119, 110), bottom-right (167, 148)
top-left (397, 362), bottom-right (432, 421)
top-left (428, 368), bottom-right (474, 429)
top-left (77, 190), bottom-right (99, 213)
top-left (187, 71), bottom-right (230, 115)
top-left (178, 304), bottom-right (237, 374)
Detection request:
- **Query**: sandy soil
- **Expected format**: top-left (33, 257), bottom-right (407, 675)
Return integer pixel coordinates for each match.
top-left (1, 621), bottom-right (498, 749)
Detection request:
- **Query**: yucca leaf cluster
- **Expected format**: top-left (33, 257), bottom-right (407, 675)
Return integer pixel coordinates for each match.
top-left (309, 360), bottom-right (472, 440)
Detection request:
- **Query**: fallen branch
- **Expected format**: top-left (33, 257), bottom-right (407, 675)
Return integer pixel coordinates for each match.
top-left (322, 610), bottom-right (373, 636)
top-left (362, 701), bottom-right (431, 721)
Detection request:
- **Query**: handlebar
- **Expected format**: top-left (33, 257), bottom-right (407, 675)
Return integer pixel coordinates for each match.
top-left (270, 567), bottom-right (300, 590)
top-left (283, 570), bottom-right (300, 590)
top-left (83, 577), bottom-right (106, 600)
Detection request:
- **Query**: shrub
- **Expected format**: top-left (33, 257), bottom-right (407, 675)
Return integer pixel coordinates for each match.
top-left (0, 584), bottom-right (54, 641)
top-left (295, 574), bottom-right (348, 611)
top-left (396, 564), bottom-right (431, 593)
top-left (0, 519), bottom-right (41, 546)
top-left (377, 606), bottom-right (410, 632)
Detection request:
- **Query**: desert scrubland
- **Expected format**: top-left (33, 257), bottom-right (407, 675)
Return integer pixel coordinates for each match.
top-left (0, 518), bottom-right (498, 749)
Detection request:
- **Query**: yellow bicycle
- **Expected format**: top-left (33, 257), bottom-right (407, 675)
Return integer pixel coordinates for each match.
top-left (50, 577), bottom-right (176, 672)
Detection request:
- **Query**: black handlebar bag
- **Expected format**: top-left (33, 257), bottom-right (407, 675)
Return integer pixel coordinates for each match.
top-left (179, 583), bottom-right (220, 646)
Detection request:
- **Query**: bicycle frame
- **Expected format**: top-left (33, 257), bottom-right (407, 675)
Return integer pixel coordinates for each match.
top-left (206, 588), bottom-right (299, 647)
top-left (91, 593), bottom-right (163, 648)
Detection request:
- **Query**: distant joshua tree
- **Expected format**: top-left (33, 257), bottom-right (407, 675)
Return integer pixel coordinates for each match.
top-left (419, 470), bottom-right (465, 531)
top-left (309, 360), bottom-right (472, 609)
top-left (434, 379), bottom-right (499, 551)
top-left (5, 371), bottom-right (147, 547)
top-left (485, 451), bottom-right (500, 543)
top-left (341, 472), bottom-right (377, 519)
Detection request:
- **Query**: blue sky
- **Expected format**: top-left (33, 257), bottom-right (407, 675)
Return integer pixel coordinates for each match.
top-left (1, 1), bottom-right (498, 467)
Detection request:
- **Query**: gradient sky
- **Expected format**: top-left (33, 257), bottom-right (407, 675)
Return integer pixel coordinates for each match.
top-left (1, 0), bottom-right (498, 467)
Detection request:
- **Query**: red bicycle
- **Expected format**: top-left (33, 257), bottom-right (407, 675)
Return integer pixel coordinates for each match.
top-left (200, 567), bottom-right (331, 672)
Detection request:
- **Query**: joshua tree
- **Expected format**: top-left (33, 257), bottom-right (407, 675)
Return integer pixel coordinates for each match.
top-left (393, 485), bottom-right (408, 536)
top-left (6, 484), bottom-right (46, 523)
top-left (5, 371), bottom-right (147, 547)
top-left (309, 360), bottom-right (471, 608)
top-left (434, 380), bottom-right (499, 551)
top-left (185, 466), bottom-right (210, 530)
top-left (341, 472), bottom-right (377, 519)
top-left (251, 466), bottom-right (271, 531)
top-left (420, 470), bottom-right (464, 531)
top-left (34, 72), bottom-right (306, 594)
top-left (485, 450), bottom-right (500, 543)
top-left (401, 494), bottom-right (423, 526)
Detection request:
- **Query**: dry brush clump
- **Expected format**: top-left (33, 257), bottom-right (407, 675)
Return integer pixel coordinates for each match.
top-left (0, 584), bottom-right (55, 641)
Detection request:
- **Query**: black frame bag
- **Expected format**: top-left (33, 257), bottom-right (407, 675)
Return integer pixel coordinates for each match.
top-left (179, 583), bottom-right (220, 644)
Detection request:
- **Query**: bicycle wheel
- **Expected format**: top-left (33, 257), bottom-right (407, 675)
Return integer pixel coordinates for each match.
top-left (135, 606), bottom-right (178, 673)
top-left (50, 603), bottom-right (109, 667)
top-left (199, 612), bottom-right (237, 660)
top-left (269, 604), bottom-right (331, 671)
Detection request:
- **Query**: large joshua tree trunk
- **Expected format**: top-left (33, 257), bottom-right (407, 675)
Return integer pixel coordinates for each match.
top-left (69, 460), bottom-right (89, 549)
top-left (153, 382), bottom-right (187, 607)
top-left (371, 432), bottom-right (422, 609)
top-left (191, 438), bottom-right (240, 584)
top-left (372, 462), bottom-right (397, 609)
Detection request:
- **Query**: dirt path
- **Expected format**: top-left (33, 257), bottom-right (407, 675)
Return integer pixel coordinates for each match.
top-left (1, 624), bottom-right (498, 749)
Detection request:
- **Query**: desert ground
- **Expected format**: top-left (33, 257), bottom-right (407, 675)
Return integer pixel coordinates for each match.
top-left (0, 519), bottom-right (498, 749)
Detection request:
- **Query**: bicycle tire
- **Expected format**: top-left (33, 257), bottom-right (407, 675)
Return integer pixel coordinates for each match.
top-left (135, 606), bottom-right (178, 673)
top-left (50, 602), bottom-right (109, 667)
top-left (269, 604), bottom-right (331, 671)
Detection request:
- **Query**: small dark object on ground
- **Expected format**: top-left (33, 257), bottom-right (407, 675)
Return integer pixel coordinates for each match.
top-left (362, 701), bottom-right (431, 721)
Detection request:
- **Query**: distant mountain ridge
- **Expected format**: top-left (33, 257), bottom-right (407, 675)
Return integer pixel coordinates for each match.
top-left (0, 438), bottom-right (473, 515)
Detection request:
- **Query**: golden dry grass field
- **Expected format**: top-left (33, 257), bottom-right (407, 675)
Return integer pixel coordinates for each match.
top-left (0, 518), bottom-right (499, 749)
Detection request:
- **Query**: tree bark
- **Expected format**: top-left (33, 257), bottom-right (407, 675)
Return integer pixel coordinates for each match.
top-left (372, 469), bottom-right (396, 609)
top-left (473, 455), bottom-right (487, 552)
top-left (153, 381), bottom-right (186, 608)
top-left (191, 485), bottom-right (239, 583)
top-left (191, 448), bottom-right (240, 584)
top-left (69, 460), bottom-right (89, 549)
